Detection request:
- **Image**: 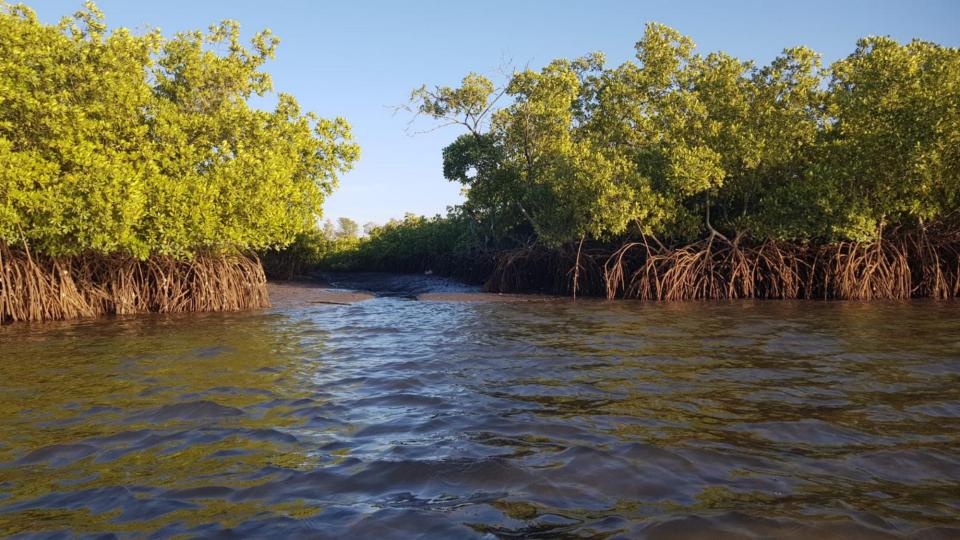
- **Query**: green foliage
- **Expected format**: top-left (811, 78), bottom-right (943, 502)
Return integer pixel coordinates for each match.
top-left (412, 24), bottom-right (960, 246)
top-left (823, 36), bottom-right (960, 238)
top-left (410, 73), bottom-right (500, 135)
top-left (0, 2), bottom-right (359, 258)
top-left (266, 211), bottom-right (480, 277)
top-left (350, 212), bottom-right (474, 273)
top-left (260, 225), bottom-right (360, 278)
top-left (336, 217), bottom-right (360, 239)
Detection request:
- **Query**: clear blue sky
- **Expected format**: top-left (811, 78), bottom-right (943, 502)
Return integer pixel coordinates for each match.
top-left (31, 0), bottom-right (960, 227)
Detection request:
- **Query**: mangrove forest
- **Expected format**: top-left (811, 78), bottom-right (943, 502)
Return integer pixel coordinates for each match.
top-left (2, 2), bottom-right (959, 539)
top-left (0, 2), bottom-right (358, 322)
top-left (2, 3), bottom-right (960, 323)
top-left (275, 23), bottom-right (960, 302)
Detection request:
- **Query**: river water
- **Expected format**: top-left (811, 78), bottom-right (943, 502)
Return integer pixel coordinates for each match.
top-left (1, 278), bottom-right (958, 538)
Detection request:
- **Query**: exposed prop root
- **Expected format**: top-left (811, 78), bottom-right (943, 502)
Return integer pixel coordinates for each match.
top-left (486, 243), bottom-right (604, 296)
top-left (0, 243), bottom-right (269, 323)
top-left (486, 229), bottom-right (960, 301)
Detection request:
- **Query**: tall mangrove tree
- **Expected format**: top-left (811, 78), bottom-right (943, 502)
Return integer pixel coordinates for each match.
top-left (0, 2), bottom-right (359, 322)
top-left (402, 24), bottom-right (959, 299)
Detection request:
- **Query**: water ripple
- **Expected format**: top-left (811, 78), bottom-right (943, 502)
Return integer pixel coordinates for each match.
top-left (0, 296), bottom-right (958, 537)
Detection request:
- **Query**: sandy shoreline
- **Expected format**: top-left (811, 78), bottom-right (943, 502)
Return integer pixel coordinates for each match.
top-left (267, 281), bottom-right (375, 308)
top-left (267, 277), bottom-right (553, 306)
top-left (415, 292), bottom-right (554, 302)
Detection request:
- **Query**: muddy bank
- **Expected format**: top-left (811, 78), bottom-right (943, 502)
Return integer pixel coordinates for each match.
top-left (416, 292), bottom-right (556, 303)
top-left (267, 281), bottom-right (374, 308)
top-left (272, 273), bottom-right (560, 305)
top-left (317, 272), bottom-right (560, 303)
top-left (317, 271), bottom-right (480, 297)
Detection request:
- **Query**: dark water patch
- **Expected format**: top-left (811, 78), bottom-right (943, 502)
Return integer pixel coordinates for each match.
top-left (16, 444), bottom-right (97, 466)
top-left (319, 271), bottom-right (481, 297)
top-left (733, 419), bottom-right (883, 447)
top-left (191, 345), bottom-right (234, 359)
top-left (127, 401), bottom-right (244, 422)
top-left (254, 366), bottom-right (281, 373)
top-left (1, 486), bottom-right (197, 523)
top-left (164, 486), bottom-right (235, 499)
top-left (637, 512), bottom-right (904, 539)
top-left (908, 401), bottom-right (960, 418)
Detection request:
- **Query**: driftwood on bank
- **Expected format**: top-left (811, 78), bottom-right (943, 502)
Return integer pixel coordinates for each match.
top-left (0, 243), bottom-right (269, 323)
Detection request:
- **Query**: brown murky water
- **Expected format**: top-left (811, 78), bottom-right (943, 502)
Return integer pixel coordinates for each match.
top-left (1, 282), bottom-right (958, 538)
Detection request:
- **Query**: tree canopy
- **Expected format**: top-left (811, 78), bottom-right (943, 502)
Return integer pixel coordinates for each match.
top-left (413, 24), bottom-right (960, 246)
top-left (0, 1), bottom-right (359, 258)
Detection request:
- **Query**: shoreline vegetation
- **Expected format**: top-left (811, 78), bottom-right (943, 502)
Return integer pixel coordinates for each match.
top-left (269, 24), bottom-right (960, 301)
top-left (266, 222), bottom-right (960, 301)
top-left (3, 5), bottom-right (958, 322)
top-left (0, 3), bottom-right (357, 323)
top-left (0, 244), bottom-right (268, 323)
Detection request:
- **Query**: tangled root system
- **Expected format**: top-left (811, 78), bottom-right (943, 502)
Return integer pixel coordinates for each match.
top-left (487, 229), bottom-right (960, 301)
top-left (1, 243), bottom-right (269, 323)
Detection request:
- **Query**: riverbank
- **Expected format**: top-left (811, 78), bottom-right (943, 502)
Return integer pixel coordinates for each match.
top-left (0, 245), bottom-right (269, 324)
top-left (270, 273), bottom-right (554, 305)
top-left (267, 281), bottom-right (375, 307)
top-left (269, 228), bottom-right (960, 302)
top-left (484, 233), bottom-right (960, 300)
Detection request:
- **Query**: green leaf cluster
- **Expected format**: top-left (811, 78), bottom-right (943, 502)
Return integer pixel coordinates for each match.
top-left (351, 212), bottom-right (474, 272)
top-left (269, 210), bottom-right (477, 276)
top-left (414, 24), bottom-right (959, 245)
top-left (0, 2), bottom-right (359, 258)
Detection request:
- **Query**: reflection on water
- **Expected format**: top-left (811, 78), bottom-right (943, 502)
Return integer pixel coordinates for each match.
top-left (1, 296), bottom-right (958, 538)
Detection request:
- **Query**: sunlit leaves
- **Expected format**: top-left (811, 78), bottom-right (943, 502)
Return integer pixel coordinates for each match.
top-left (413, 23), bottom-right (959, 246)
top-left (825, 36), bottom-right (960, 237)
top-left (0, 2), bottom-right (359, 258)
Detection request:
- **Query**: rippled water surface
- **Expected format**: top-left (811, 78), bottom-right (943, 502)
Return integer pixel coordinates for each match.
top-left (1, 287), bottom-right (959, 538)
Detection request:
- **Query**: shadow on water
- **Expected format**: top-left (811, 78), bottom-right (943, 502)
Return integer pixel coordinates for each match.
top-left (319, 271), bottom-right (482, 297)
top-left (0, 290), bottom-right (958, 538)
